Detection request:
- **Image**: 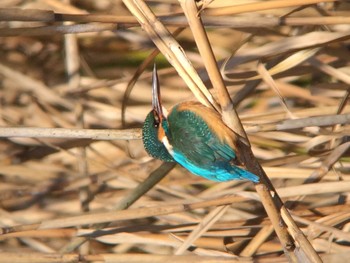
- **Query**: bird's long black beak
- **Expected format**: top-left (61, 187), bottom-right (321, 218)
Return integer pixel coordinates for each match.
top-left (152, 64), bottom-right (164, 119)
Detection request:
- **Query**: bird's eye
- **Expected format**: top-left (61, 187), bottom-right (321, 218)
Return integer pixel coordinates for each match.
top-left (153, 112), bottom-right (160, 128)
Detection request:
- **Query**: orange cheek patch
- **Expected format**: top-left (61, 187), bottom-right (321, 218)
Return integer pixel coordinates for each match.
top-left (158, 125), bottom-right (166, 141)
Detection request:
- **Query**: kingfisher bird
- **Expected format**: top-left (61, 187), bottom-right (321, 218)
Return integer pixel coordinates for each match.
top-left (142, 65), bottom-right (259, 183)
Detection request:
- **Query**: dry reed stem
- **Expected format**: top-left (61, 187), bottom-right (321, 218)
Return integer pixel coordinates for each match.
top-left (1, 7), bottom-right (350, 28)
top-left (246, 113), bottom-right (350, 133)
top-left (0, 127), bottom-right (141, 140)
top-left (221, 32), bottom-right (350, 77)
top-left (203, 0), bottom-right (338, 16)
top-left (1, 252), bottom-right (349, 263)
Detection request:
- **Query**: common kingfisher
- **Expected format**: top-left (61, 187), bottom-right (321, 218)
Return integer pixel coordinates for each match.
top-left (142, 66), bottom-right (259, 183)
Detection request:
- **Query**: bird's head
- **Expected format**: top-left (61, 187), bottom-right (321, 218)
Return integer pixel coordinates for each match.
top-left (142, 65), bottom-right (174, 162)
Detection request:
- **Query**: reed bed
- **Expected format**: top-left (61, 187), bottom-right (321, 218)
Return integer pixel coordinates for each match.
top-left (0, 0), bottom-right (349, 262)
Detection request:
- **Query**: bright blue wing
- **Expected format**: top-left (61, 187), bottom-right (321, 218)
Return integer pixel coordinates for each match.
top-left (167, 107), bottom-right (259, 182)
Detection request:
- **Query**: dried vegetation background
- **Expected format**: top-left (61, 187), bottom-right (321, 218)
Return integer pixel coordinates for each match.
top-left (0, 0), bottom-right (350, 262)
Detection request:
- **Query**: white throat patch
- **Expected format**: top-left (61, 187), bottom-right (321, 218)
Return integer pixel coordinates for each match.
top-left (162, 136), bottom-right (174, 155)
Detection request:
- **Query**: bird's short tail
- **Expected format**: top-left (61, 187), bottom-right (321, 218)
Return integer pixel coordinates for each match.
top-left (233, 166), bottom-right (260, 183)
top-left (211, 164), bottom-right (260, 182)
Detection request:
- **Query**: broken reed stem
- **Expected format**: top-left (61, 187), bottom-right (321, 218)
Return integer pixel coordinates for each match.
top-left (179, 0), bottom-right (321, 262)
